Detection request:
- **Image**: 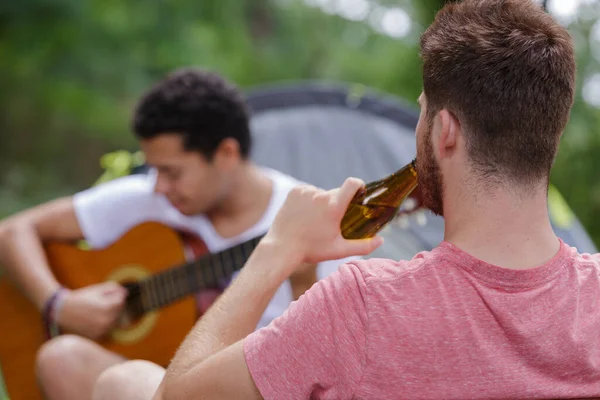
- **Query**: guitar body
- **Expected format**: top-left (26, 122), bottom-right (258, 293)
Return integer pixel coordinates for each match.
top-left (0, 222), bottom-right (198, 400)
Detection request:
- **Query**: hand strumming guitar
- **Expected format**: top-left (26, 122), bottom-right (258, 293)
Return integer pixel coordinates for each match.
top-left (57, 282), bottom-right (127, 340)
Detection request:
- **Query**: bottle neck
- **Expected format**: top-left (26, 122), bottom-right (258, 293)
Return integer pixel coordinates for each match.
top-left (369, 159), bottom-right (418, 209)
top-left (390, 159), bottom-right (417, 181)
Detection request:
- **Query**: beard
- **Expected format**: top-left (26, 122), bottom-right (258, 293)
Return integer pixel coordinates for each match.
top-left (416, 118), bottom-right (445, 216)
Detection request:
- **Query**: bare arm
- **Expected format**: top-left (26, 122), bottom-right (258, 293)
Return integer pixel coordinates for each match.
top-left (153, 240), bottom-right (293, 400)
top-left (0, 196), bottom-right (84, 309)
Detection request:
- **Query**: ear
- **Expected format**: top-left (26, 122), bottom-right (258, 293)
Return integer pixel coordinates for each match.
top-left (436, 109), bottom-right (460, 160)
top-left (213, 138), bottom-right (242, 169)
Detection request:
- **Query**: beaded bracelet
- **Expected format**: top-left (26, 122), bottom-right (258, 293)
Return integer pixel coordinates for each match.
top-left (41, 287), bottom-right (68, 340)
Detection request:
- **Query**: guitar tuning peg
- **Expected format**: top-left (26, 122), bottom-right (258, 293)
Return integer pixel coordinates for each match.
top-left (415, 211), bottom-right (427, 227)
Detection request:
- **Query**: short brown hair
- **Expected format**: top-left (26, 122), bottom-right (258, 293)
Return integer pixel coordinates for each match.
top-left (420, 0), bottom-right (576, 185)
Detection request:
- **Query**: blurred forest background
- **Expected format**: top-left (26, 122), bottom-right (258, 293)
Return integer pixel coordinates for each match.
top-left (1, 0), bottom-right (600, 246)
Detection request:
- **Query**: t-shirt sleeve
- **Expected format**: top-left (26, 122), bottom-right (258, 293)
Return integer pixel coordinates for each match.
top-left (72, 174), bottom-right (166, 249)
top-left (253, 255), bottom-right (362, 330)
top-left (243, 262), bottom-right (369, 400)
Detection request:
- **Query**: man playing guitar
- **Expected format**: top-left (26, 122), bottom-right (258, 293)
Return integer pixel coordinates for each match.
top-left (0, 67), bottom-right (351, 400)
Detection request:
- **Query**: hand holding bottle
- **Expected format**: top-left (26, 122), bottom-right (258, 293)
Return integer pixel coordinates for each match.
top-left (263, 178), bottom-right (385, 266)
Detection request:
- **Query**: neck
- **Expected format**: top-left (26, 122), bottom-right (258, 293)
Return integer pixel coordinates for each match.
top-left (443, 177), bottom-right (560, 270)
top-left (205, 162), bottom-right (273, 235)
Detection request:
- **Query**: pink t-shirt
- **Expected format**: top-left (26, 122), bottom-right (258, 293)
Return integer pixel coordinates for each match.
top-left (244, 239), bottom-right (600, 399)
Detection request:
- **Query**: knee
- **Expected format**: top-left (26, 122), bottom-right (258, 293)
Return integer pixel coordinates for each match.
top-left (36, 334), bottom-right (90, 382)
top-left (93, 362), bottom-right (129, 400)
top-left (95, 360), bottom-right (153, 389)
top-left (93, 360), bottom-right (164, 400)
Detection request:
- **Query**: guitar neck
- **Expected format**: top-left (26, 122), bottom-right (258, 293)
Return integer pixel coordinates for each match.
top-left (126, 235), bottom-right (265, 317)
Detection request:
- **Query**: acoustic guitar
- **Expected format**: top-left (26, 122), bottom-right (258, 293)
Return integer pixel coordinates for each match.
top-left (0, 222), bottom-right (263, 400)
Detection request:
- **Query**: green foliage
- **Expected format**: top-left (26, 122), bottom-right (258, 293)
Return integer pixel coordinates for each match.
top-left (95, 150), bottom-right (144, 186)
top-left (550, 6), bottom-right (600, 246)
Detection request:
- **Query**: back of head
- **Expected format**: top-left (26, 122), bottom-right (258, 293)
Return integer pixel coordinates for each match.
top-left (420, 0), bottom-right (575, 186)
top-left (132, 67), bottom-right (251, 160)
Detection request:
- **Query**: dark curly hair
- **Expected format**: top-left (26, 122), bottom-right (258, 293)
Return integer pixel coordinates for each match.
top-left (132, 67), bottom-right (251, 160)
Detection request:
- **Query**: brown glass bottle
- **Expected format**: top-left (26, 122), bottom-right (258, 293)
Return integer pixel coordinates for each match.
top-left (340, 159), bottom-right (418, 239)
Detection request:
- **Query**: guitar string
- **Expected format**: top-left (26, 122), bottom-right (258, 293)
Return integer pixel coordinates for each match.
top-left (148, 239), bottom-right (249, 311)
top-left (137, 236), bottom-right (262, 313)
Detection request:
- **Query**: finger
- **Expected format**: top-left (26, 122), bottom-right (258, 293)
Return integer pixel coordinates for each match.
top-left (324, 186), bottom-right (339, 196)
top-left (102, 281), bottom-right (128, 296)
top-left (291, 183), bottom-right (319, 198)
top-left (105, 288), bottom-right (128, 305)
top-left (335, 177), bottom-right (366, 208)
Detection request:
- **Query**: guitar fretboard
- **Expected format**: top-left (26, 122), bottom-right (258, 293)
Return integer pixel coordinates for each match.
top-left (124, 235), bottom-right (264, 318)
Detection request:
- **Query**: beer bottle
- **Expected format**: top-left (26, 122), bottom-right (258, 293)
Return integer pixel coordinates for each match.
top-left (341, 159), bottom-right (418, 239)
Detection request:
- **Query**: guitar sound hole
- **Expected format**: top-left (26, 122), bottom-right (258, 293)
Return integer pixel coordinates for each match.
top-left (120, 282), bottom-right (145, 327)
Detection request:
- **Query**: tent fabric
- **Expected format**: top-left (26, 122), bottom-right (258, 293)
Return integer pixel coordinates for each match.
top-left (245, 81), bottom-right (598, 258)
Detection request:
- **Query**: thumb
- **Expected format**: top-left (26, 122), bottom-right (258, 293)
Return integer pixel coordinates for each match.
top-left (103, 284), bottom-right (128, 304)
top-left (335, 178), bottom-right (366, 208)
